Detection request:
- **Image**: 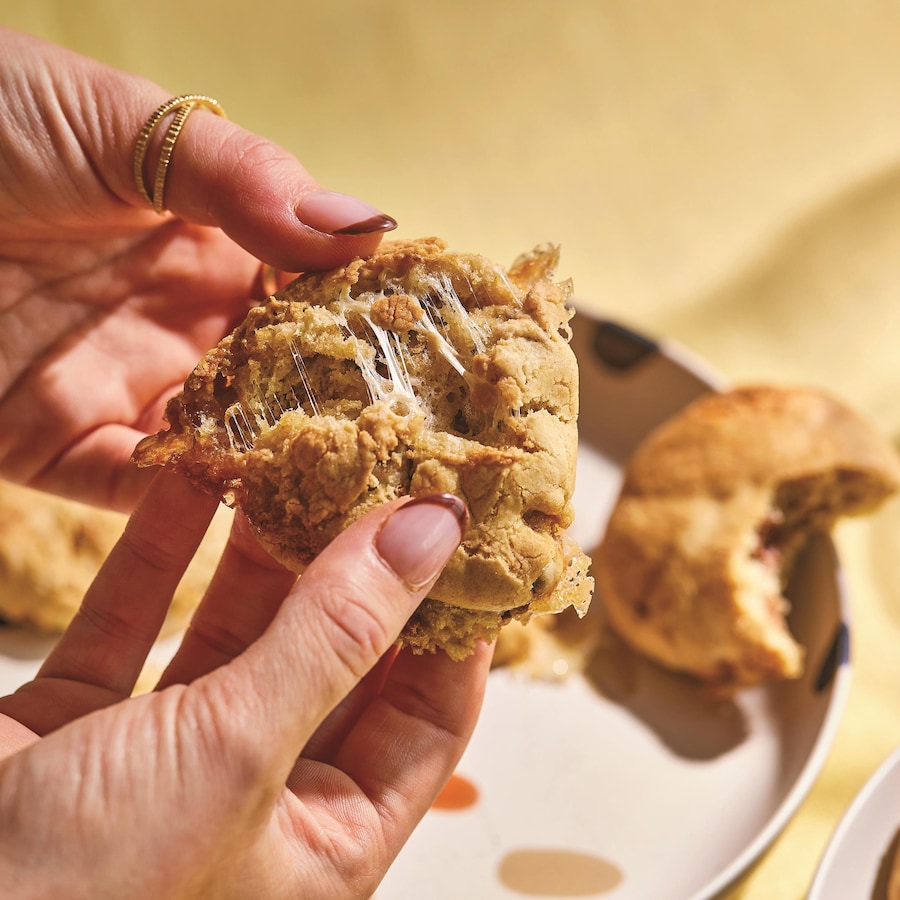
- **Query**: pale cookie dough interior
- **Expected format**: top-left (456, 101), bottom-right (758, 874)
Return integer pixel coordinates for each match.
top-left (134, 238), bottom-right (593, 659)
top-left (596, 385), bottom-right (900, 689)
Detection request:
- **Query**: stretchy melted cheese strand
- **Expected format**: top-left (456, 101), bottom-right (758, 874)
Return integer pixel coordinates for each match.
top-left (132, 238), bottom-right (594, 661)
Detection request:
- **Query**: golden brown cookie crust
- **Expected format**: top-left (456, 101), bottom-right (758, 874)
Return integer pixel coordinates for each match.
top-left (134, 238), bottom-right (593, 659)
top-left (596, 385), bottom-right (900, 688)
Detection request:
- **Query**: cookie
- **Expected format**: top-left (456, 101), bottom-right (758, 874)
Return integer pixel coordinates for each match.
top-left (0, 480), bottom-right (230, 634)
top-left (596, 385), bottom-right (900, 688)
top-left (133, 238), bottom-right (593, 659)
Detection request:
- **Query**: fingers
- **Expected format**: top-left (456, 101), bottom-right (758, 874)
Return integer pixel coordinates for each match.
top-left (251, 261), bottom-right (300, 301)
top-left (156, 512), bottom-right (296, 689)
top-left (293, 642), bottom-right (492, 839)
top-left (300, 646), bottom-right (401, 764)
top-left (162, 112), bottom-right (397, 271)
top-left (3, 30), bottom-right (395, 270)
top-left (2, 472), bottom-right (218, 735)
top-left (0, 715), bottom-right (41, 758)
top-left (198, 495), bottom-right (468, 775)
top-left (43, 471), bottom-right (216, 690)
top-left (28, 423), bottom-right (160, 513)
top-left (117, 85), bottom-right (396, 271)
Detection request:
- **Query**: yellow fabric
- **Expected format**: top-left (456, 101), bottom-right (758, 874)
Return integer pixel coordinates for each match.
top-left (3, 2), bottom-right (900, 895)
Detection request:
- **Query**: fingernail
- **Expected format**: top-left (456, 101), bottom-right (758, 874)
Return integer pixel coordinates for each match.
top-left (375, 494), bottom-right (468, 590)
top-left (297, 190), bottom-right (398, 236)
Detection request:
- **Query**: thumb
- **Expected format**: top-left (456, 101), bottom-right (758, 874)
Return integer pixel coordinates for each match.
top-left (199, 494), bottom-right (468, 770)
top-left (158, 108), bottom-right (397, 271)
top-left (4, 29), bottom-right (396, 269)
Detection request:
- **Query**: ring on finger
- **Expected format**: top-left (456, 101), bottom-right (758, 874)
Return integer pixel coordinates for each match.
top-left (133, 94), bottom-right (227, 215)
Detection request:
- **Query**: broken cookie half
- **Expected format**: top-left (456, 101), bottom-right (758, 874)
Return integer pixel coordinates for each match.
top-left (596, 385), bottom-right (900, 689)
top-left (133, 237), bottom-right (593, 659)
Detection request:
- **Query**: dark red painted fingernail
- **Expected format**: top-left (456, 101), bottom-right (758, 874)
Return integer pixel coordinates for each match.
top-left (297, 190), bottom-right (398, 236)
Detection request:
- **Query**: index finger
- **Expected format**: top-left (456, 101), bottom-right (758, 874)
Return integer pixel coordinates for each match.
top-left (161, 110), bottom-right (396, 271)
top-left (102, 80), bottom-right (396, 270)
top-left (0, 472), bottom-right (217, 735)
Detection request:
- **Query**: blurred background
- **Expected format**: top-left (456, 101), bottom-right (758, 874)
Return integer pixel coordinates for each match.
top-left (3, 2), bottom-right (900, 897)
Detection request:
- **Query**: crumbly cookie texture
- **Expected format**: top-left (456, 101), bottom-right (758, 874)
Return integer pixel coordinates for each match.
top-left (0, 479), bottom-right (231, 635)
top-left (133, 237), bottom-right (593, 659)
top-left (596, 385), bottom-right (900, 689)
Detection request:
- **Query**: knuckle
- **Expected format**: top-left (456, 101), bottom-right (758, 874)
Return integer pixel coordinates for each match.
top-left (223, 131), bottom-right (297, 185)
top-left (76, 596), bottom-right (157, 644)
top-left (185, 615), bottom-right (249, 661)
top-left (118, 520), bottom-right (185, 575)
top-left (281, 796), bottom-right (386, 892)
top-left (314, 585), bottom-right (395, 682)
top-left (387, 676), bottom-right (462, 740)
top-left (331, 825), bottom-right (386, 892)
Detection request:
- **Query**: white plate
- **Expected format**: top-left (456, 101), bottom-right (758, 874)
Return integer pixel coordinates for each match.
top-left (808, 745), bottom-right (900, 899)
top-left (0, 314), bottom-right (851, 900)
top-left (377, 312), bottom-right (852, 899)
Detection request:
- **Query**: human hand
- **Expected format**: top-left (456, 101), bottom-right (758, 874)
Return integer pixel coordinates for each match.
top-left (0, 473), bottom-right (489, 898)
top-left (0, 28), bottom-right (396, 511)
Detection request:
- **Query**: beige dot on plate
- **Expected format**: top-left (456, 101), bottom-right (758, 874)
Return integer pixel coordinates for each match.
top-left (498, 847), bottom-right (623, 896)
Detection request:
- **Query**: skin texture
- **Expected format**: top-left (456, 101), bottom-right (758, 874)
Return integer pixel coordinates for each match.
top-left (0, 475), bottom-right (490, 899)
top-left (0, 27), bottom-right (389, 511)
top-left (0, 26), bottom-right (491, 898)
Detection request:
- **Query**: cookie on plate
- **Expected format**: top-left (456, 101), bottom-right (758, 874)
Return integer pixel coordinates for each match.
top-left (596, 385), bottom-right (900, 688)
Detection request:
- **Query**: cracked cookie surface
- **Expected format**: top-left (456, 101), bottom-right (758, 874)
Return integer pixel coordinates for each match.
top-left (134, 238), bottom-right (593, 659)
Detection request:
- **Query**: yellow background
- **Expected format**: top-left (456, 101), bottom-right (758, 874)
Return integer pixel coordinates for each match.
top-left (3, 1), bottom-right (900, 896)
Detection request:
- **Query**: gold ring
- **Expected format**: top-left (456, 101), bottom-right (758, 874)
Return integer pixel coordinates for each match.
top-left (133, 94), bottom-right (227, 214)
